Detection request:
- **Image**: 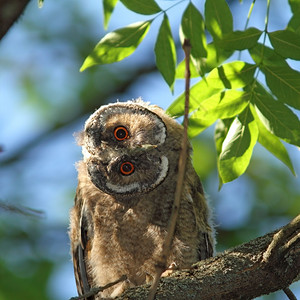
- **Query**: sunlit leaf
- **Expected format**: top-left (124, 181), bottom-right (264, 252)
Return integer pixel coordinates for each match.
top-left (214, 118), bottom-right (234, 188)
top-left (180, 3), bottom-right (207, 73)
top-left (38, 0), bottom-right (44, 8)
top-left (205, 0), bottom-right (233, 40)
top-left (155, 14), bottom-right (176, 90)
top-left (249, 43), bottom-right (288, 67)
top-left (215, 119), bottom-right (233, 156)
top-left (188, 90), bottom-right (250, 137)
top-left (206, 61), bottom-right (256, 89)
top-left (120, 0), bottom-right (161, 15)
top-left (218, 27), bottom-right (262, 50)
top-left (203, 42), bottom-right (233, 72)
top-left (168, 61), bottom-right (255, 117)
top-left (167, 79), bottom-right (222, 116)
top-left (269, 30), bottom-right (300, 60)
top-left (262, 65), bottom-right (300, 109)
top-left (80, 21), bottom-right (151, 71)
top-left (218, 107), bottom-right (258, 182)
top-left (175, 42), bottom-right (233, 78)
top-left (250, 106), bottom-right (296, 175)
top-left (103, 0), bottom-right (118, 29)
top-left (252, 93), bottom-right (300, 146)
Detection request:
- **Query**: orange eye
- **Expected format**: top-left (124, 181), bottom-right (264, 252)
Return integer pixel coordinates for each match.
top-left (114, 126), bottom-right (129, 141)
top-left (120, 162), bottom-right (135, 175)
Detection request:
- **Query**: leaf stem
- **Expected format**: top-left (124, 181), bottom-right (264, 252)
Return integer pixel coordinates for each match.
top-left (244, 0), bottom-right (256, 30)
top-left (239, 0), bottom-right (256, 60)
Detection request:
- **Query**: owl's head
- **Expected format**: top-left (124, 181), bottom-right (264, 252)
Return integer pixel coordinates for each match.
top-left (80, 100), bottom-right (183, 196)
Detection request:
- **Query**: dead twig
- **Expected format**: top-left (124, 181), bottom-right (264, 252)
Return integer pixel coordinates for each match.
top-left (147, 39), bottom-right (191, 300)
top-left (283, 287), bottom-right (297, 300)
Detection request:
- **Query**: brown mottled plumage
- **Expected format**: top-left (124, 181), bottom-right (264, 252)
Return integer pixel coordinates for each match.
top-left (69, 99), bottom-right (215, 299)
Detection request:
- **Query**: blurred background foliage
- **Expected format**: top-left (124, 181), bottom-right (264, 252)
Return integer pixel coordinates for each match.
top-left (0, 0), bottom-right (299, 299)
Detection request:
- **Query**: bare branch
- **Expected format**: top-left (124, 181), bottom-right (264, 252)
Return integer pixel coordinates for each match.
top-left (0, 200), bottom-right (45, 218)
top-left (283, 287), bottom-right (297, 300)
top-left (0, 0), bottom-right (30, 41)
top-left (148, 39), bottom-right (192, 300)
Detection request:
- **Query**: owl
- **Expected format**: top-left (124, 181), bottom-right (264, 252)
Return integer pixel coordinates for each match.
top-left (69, 99), bottom-right (214, 299)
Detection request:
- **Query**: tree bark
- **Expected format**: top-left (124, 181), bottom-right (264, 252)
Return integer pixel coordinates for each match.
top-left (116, 215), bottom-right (300, 299)
top-left (0, 0), bottom-right (30, 41)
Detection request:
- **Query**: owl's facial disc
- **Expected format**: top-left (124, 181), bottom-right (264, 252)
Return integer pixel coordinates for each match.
top-left (82, 101), bottom-right (170, 196)
top-left (87, 152), bottom-right (169, 195)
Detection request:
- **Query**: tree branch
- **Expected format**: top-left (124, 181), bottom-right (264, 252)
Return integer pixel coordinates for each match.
top-left (148, 38), bottom-right (192, 300)
top-left (116, 214), bottom-right (300, 299)
top-left (0, 0), bottom-right (30, 41)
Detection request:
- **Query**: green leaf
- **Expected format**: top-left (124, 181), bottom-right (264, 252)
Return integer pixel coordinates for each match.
top-left (167, 79), bottom-right (222, 117)
top-left (214, 118), bottom-right (234, 188)
top-left (155, 15), bottom-right (176, 90)
top-left (249, 43), bottom-right (288, 67)
top-left (262, 65), bottom-right (300, 109)
top-left (269, 30), bottom-right (300, 60)
top-left (287, 14), bottom-right (300, 34)
top-left (205, 0), bottom-right (233, 40)
top-left (288, 0), bottom-right (300, 14)
top-left (218, 27), bottom-right (262, 50)
top-left (252, 92), bottom-right (300, 147)
top-left (120, 0), bottom-right (161, 15)
top-left (180, 3), bottom-right (207, 73)
top-left (218, 107), bottom-right (258, 182)
top-left (203, 42), bottom-right (233, 73)
top-left (250, 106), bottom-right (296, 175)
top-left (103, 0), bottom-right (118, 29)
top-left (175, 42), bottom-right (233, 78)
top-left (38, 0), bottom-right (44, 8)
top-left (80, 21), bottom-right (151, 71)
top-left (168, 61), bottom-right (255, 117)
top-left (188, 90), bottom-right (250, 137)
top-left (215, 119), bottom-right (233, 156)
top-left (206, 61), bottom-right (256, 89)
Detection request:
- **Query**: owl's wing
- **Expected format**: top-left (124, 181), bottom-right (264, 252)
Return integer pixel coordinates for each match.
top-left (192, 178), bottom-right (214, 260)
top-left (72, 192), bottom-right (94, 300)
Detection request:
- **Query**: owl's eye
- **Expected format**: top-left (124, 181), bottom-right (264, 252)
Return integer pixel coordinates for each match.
top-left (114, 126), bottom-right (129, 141)
top-left (120, 162), bottom-right (135, 175)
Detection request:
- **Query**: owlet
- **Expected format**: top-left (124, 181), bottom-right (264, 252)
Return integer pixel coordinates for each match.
top-left (69, 99), bottom-right (214, 299)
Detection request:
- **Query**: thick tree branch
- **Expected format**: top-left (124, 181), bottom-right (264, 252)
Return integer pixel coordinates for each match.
top-left (0, 0), bottom-right (30, 41)
top-left (116, 214), bottom-right (300, 299)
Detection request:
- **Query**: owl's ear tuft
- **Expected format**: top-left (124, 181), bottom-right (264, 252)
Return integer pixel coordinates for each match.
top-left (74, 131), bottom-right (85, 146)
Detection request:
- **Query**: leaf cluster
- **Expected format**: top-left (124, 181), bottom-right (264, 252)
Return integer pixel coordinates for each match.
top-left (80, 0), bottom-right (300, 184)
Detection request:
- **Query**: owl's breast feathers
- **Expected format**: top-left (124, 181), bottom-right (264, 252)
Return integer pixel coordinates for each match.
top-left (70, 160), bottom-right (214, 298)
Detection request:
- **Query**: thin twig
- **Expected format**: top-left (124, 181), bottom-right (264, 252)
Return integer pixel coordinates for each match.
top-left (283, 287), bottom-right (297, 300)
top-left (69, 275), bottom-right (127, 300)
top-left (263, 214), bottom-right (300, 262)
top-left (0, 200), bottom-right (45, 218)
top-left (147, 38), bottom-right (191, 300)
